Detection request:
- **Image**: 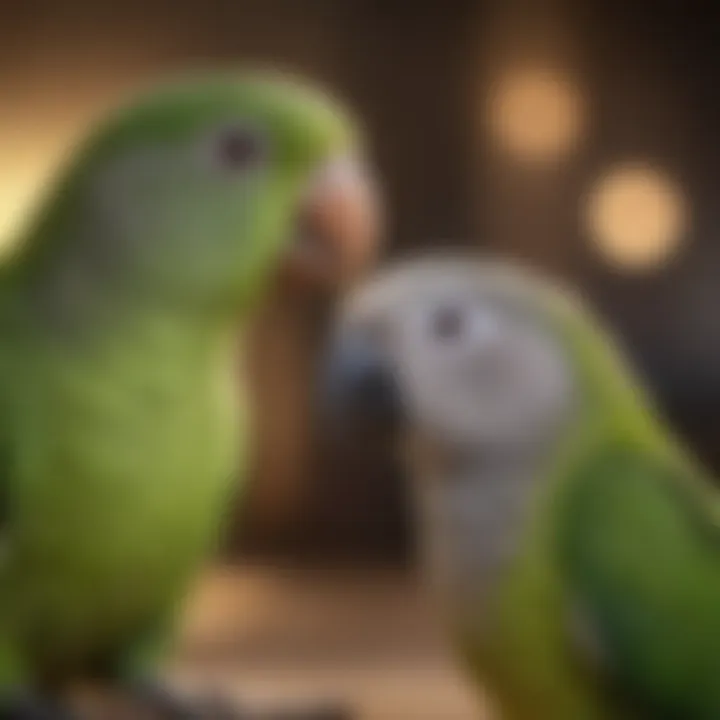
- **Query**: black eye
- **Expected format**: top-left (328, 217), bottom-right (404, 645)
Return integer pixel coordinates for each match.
top-left (213, 125), bottom-right (266, 172)
top-left (431, 306), bottom-right (464, 341)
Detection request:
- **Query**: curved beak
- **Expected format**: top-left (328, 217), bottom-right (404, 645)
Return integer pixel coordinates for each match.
top-left (282, 157), bottom-right (383, 289)
top-left (320, 330), bottom-right (403, 437)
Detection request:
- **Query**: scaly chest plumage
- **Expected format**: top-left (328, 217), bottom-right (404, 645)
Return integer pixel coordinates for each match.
top-left (414, 459), bottom-right (536, 624)
top-left (3, 321), bottom-right (245, 659)
top-left (414, 454), bottom-right (613, 720)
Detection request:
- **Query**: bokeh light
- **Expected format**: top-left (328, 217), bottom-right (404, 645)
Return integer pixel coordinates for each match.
top-left (486, 67), bottom-right (585, 163)
top-left (585, 163), bottom-right (688, 272)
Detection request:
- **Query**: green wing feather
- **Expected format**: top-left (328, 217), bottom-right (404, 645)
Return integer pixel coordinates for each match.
top-left (559, 444), bottom-right (720, 719)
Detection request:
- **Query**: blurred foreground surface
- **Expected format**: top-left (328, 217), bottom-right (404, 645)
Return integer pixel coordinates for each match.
top-left (168, 564), bottom-right (482, 720)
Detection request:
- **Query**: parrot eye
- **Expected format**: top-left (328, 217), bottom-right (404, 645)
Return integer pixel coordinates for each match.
top-left (430, 306), bottom-right (465, 342)
top-left (212, 125), bottom-right (267, 173)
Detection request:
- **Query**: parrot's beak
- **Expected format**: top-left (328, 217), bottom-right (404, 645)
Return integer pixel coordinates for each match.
top-left (320, 330), bottom-right (403, 438)
top-left (283, 157), bottom-right (382, 289)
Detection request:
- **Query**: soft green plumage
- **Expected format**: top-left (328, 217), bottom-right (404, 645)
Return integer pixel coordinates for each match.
top-left (461, 268), bottom-right (720, 720)
top-left (0, 70), bottom-right (362, 699)
top-left (325, 256), bottom-right (720, 720)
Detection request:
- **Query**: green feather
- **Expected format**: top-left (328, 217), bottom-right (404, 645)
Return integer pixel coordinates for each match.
top-left (0, 70), bottom-right (360, 690)
top-left (466, 268), bottom-right (720, 719)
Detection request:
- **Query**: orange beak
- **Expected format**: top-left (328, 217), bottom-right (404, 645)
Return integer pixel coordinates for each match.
top-left (281, 157), bottom-right (383, 289)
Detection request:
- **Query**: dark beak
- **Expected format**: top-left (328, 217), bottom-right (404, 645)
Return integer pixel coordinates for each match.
top-left (320, 332), bottom-right (404, 437)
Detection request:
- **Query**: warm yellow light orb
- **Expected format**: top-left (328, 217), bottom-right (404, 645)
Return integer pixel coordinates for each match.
top-left (487, 67), bottom-right (584, 162)
top-left (585, 163), bottom-right (688, 272)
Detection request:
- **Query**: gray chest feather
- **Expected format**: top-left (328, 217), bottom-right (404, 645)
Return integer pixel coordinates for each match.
top-left (414, 458), bottom-right (537, 620)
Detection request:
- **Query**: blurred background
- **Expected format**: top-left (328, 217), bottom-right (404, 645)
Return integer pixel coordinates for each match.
top-left (2, 0), bottom-right (719, 717)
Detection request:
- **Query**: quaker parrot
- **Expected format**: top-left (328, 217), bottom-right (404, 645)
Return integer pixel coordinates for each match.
top-left (0, 70), bottom-right (381, 719)
top-left (322, 255), bottom-right (720, 720)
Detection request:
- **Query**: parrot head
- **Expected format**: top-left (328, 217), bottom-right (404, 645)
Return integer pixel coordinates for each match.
top-left (16, 70), bottom-right (381, 314)
top-left (323, 254), bottom-right (662, 622)
top-left (322, 254), bottom-right (651, 466)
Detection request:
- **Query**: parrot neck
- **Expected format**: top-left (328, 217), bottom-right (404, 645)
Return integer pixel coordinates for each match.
top-left (409, 442), bottom-right (548, 631)
top-left (4, 239), bottom-right (247, 353)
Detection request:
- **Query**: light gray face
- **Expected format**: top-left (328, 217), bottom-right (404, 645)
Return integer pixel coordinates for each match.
top-left (339, 260), bottom-right (577, 452)
top-left (326, 259), bottom-right (583, 616)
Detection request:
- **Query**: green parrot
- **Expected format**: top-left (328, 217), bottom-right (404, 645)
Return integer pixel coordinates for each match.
top-left (322, 255), bottom-right (720, 720)
top-left (0, 71), bottom-right (380, 718)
